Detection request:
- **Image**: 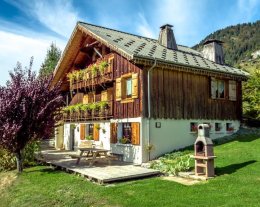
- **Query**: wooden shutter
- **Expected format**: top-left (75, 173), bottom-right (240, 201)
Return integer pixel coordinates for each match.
top-left (80, 124), bottom-right (86, 140)
top-left (229, 80), bottom-right (237, 101)
top-left (116, 78), bottom-right (122, 101)
top-left (89, 92), bottom-right (94, 103)
top-left (110, 123), bottom-right (117, 143)
top-left (132, 73), bottom-right (138, 99)
top-left (101, 90), bottom-right (108, 101)
top-left (107, 57), bottom-right (114, 73)
top-left (93, 124), bottom-right (99, 141)
top-left (131, 122), bottom-right (140, 145)
top-left (107, 88), bottom-right (113, 101)
top-left (211, 78), bottom-right (217, 99)
top-left (83, 94), bottom-right (89, 104)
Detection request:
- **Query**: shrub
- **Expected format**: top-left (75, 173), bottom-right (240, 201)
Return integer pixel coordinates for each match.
top-left (0, 148), bottom-right (16, 171)
top-left (0, 141), bottom-right (40, 172)
top-left (150, 152), bottom-right (191, 176)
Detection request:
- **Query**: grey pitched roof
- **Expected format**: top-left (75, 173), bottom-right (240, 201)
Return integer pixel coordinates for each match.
top-left (79, 22), bottom-right (248, 78)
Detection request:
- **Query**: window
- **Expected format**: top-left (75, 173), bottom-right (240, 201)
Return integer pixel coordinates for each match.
top-left (190, 122), bottom-right (198, 132)
top-left (211, 78), bottom-right (225, 99)
top-left (122, 123), bottom-right (132, 139)
top-left (226, 123), bottom-right (234, 132)
top-left (112, 122), bottom-right (140, 145)
top-left (116, 73), bottom-right (138, 101)
top-left (203, 122), bottom-right (212, 132)
top-left (88, 124), bottom-right (94, 136)
top-left (215, 123), bottom-right (222, 132)
top-left (126, 78), bottom-right (132, 98)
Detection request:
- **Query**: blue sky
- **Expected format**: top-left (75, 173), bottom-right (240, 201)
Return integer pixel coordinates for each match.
top-left (0, 0), bottom-right (260, 85)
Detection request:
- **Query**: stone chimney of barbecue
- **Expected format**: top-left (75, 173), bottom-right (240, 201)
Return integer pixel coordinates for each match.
top-left (158, 24), bottom-right (177, 50)
top-left (202, 39), bottom-right (225, 65)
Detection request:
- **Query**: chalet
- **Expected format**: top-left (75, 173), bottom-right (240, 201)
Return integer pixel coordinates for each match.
top-left (52, 22), bottom-right (248, 164)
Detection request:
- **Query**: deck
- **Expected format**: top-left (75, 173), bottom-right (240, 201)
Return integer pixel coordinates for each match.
top-left (37, 149), bottom-right (160, 184)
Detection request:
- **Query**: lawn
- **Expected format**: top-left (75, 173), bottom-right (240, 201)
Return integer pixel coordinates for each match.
top-left (1, 133), bottom-right (260, 207)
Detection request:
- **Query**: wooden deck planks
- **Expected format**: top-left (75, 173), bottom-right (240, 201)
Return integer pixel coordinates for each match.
top-left (37, 149), bottom-right (160, 184)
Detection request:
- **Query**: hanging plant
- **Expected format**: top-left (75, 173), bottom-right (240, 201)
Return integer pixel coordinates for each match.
top-left (82, 69), bottom-right (90, 82)
top-left (102, 128), bottom-right (107, 134)
top-left (99, 61), bottom-right (109, 75)
top-left (92, 64), bottom-right (99, 77)
top-left (67, 72), bottom-right (75, 91)
top-left (98, 101), bottom-right (109, 110)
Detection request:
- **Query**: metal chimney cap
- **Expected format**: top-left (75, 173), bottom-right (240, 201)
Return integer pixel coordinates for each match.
top-left (203, 39), bottom-right (224, 45)
top-left (160, 24), bottom-right (173, 29)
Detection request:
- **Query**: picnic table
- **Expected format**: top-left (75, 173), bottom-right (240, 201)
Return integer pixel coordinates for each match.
top-left (76, 147), bottom-right (111, 166)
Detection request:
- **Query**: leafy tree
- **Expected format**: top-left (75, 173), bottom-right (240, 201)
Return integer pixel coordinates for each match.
top-left (39, 42), bottom-right (61, 77)
top-left (243, 71), bottom-right (260, 120)
top-left (0, 58), bottom-right (64, 172)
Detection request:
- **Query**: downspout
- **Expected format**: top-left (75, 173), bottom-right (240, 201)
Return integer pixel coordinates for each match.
top-left (147, 58), bottom-right (157, 161)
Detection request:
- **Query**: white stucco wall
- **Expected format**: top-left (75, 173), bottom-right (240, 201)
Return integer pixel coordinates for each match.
top-left (142, 118), bottom-right (240, 162)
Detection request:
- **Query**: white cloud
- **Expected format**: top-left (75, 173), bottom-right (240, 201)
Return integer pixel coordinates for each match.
top-left (31, 0), bottom-right (80, 38)
top-left (136, 13), bottom-right (156, 38)
top-left (0, 30), bottom-right (65, 85)
top-left (5, 0), bottom-right (81, 38)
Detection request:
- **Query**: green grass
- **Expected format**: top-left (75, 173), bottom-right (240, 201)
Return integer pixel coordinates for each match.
top-left (1, 133), bottom-right (260, 207)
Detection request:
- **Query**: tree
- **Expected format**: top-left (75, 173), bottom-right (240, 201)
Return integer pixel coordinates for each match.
top-left (0, 58), bottom-right (64, 172)
top-left (243, 70), bottom-right (260, 120)
top-left (39, 42), bottom-right (61, 77)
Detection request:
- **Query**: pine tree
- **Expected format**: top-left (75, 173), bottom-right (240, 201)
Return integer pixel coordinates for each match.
top-left (39, 42), bottom-right (61, 77)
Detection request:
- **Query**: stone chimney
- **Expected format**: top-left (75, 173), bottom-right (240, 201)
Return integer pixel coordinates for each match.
top-left (158, 24), bottom-right (177, 50)
top-left (202, 39), bottom-right (224, 65)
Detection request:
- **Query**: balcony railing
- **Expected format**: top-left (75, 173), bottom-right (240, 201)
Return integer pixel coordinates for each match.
top-left (68, 54), bottom-right (114, 91)
top-left (63, 101), bottom-right (113, 122)
top-left (71, 73), bottom-right (113, 90)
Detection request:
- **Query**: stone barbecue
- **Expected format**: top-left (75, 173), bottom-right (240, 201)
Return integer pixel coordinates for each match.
top-left (192, 124), bottom-right (216, 178)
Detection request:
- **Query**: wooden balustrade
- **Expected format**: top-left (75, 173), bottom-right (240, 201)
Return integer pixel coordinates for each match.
top-left (63, 101), bottom-right (113, 122)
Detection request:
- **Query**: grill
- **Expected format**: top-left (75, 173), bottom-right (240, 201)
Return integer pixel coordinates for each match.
top-left (192, 124), bottom-right (216, 178)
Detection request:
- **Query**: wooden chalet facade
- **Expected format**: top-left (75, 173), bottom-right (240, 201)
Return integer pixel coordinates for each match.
top-left (52, 22), bottom-right (248, 164)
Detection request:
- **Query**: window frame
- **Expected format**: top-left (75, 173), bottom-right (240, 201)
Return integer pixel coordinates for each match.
top-left (121, 73), bottom-right (134, 102)
top-left (211, 78), bottom-right (226, 100)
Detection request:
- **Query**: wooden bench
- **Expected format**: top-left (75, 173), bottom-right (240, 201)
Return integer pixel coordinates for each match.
top-left (108, 153), bottom-right (124, 161)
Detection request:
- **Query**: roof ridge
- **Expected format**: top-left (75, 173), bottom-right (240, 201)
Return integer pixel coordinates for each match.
top-left (78, 21), bottom-right (197, 49)
top-left (78, 21), bottom-right (157, 41)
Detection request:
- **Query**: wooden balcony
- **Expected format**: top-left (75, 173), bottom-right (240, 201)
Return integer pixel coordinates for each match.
top-left (63, 101), bottom-right (113, 122)
top-left (71, 54), bottom-right (115, 90)
top-left (71, 73), bottom-right (113, 90)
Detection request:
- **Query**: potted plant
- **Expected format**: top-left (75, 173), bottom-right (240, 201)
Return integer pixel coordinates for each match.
top-left (99, 61), bottom-right (109, 75)
top-left (102, 128), bottom-right (106, 134)
top-left (85, 135), bottom-right (93, 140)
top-left (92, 64), bottom-right (99, 77)
top-left (119, 137), bottom-right (131, 144)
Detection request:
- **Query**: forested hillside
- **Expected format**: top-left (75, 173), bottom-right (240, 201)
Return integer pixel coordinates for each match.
top-left (193, 21), bottom-right (260, 66)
